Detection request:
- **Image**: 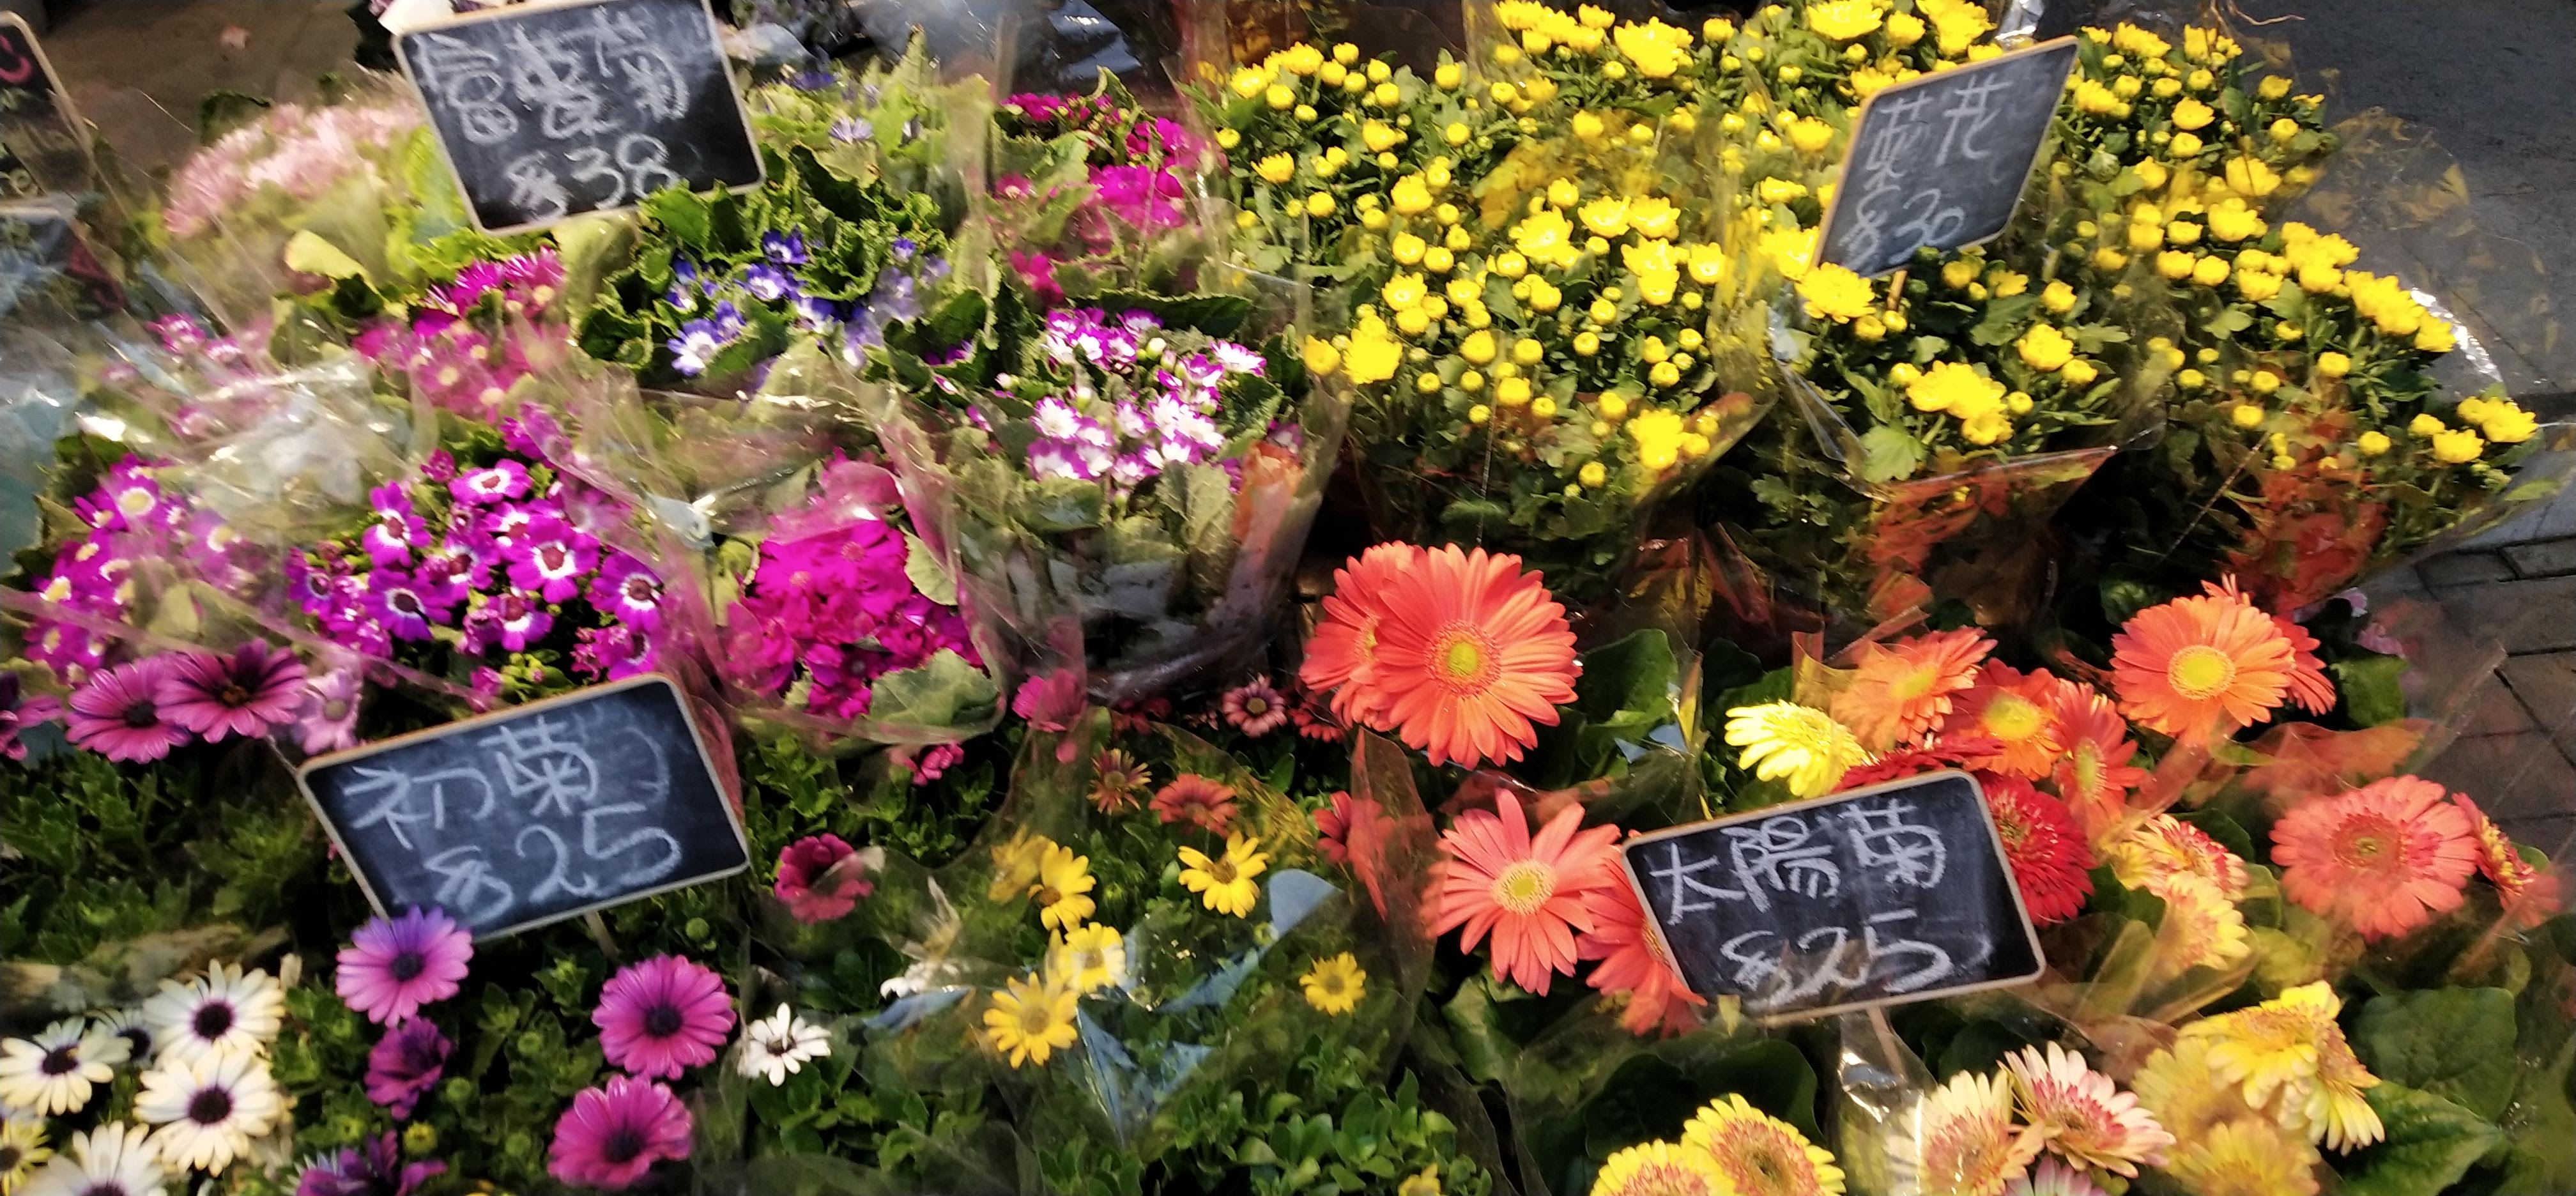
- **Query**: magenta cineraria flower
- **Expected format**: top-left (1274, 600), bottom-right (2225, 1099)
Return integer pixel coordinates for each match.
top-left (155, 641), bottom-right (309, 741)
top-left (364, 1017), bottom-right (450, 1119)
top-left (587, 554), bottom-right (664, 632)
top-left (1222, 678), bottom-right (1289, 737)
top-left (463, 592), bottom-right (553, 655)
top-left (296, 1131), bottom-right (445, 1196)
top-left (298, 669), bottom-right (363, 755)
top-left (571, 624), bottom-right (657, 682)
top-left (336, 907), bottom-right (473, 1025)
top-left (64, 657), bottom-right (193, 762)
top-left (548, 1075), bottom-right (693, 1190)
top-left (504, 517), bottom-right (599, 604)
top-left (774, 834), bottom-right (870, 924)
top-left (448, 460), bottom-right (530, 505)
top-left (1, 673), bottom-right (61, 762)
top-left (594, 955), bottom-right (734, 1079)
top-left (362, 484), bottom-right (425, 567)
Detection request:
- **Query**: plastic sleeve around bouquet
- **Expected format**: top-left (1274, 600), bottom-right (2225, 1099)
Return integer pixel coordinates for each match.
top-left (753, 710), bottom-right (1436, 1159)
top-left (516, 342), bottom-right (1000, 752)
top-left (878, 268), bottom-right (1346, 703)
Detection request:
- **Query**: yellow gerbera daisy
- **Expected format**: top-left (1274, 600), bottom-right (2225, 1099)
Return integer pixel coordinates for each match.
top-left (1179, 834), bottom-right (1270, 917)
top-left (1300, 952), bottom-right (1368, 1015)
top-left (1591, 1138), bottom-right (1725, 1196)
top-left (982, 973), bottom-right (1078, 1068)
top-left (2161, 1117), bottom-right (2321, 1196)
top-left (1682, 1094), bottom-right (1846, 1196)
top-left (1723, 702), bottom-right (1871, 798)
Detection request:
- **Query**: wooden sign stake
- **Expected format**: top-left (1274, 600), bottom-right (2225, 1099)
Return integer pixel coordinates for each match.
top-left (583, 911), bottom-right (622, 962)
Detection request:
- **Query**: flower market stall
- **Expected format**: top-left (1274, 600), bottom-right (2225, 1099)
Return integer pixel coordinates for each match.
top-left (1, 0), bottom-right (2572, 1194)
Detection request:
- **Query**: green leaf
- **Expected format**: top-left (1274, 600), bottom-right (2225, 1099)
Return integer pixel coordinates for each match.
top-left (639, 187), bottom-right (715, 249)
top-left (862, 649), bottom-right (998, 731)
top-left (283, 230), bottom-right (368, 280)
top-left (902, 530), bottom-right (956, 606)
top-left (1857, 425), bottom-right (1927, 484)
top-left (1017, 478), bottom-right (1106, 532)
top-left (2352, 987), bottom-right (2519, 1121)
top-left (2488, 1039), bottom-right (2576, 1193)
top-left (2332, 654), bottom-right (2411, 727)
top-left (2336, 1082), bottom-right (2503, 1196)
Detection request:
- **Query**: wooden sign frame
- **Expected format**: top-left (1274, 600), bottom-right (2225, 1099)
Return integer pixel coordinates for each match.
top-left (1618, 769), bottom-right (2047, 1022)
top-left (393, 0), bottom-right (768, 235)
top-left (1812, 36), bottom-right (2081, 279)
top-left (293, 672), bottom-right (751, 940)
top-left (0, 12), bottom-right (93, 195)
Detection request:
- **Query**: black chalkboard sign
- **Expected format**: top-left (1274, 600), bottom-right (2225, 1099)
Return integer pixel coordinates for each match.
top-left (395, 0), bottom-right (764, 234)
top-left (0, 198), bottom-right (124, 319)
top-left (0, 14), bottom-right (89, 198)
top-left (1815, 38), bottom-right (2080, 279)
top-left (297, 674), bottom-right (749, 939)
top-left (1621, 770), bottom-right (2043, 1019)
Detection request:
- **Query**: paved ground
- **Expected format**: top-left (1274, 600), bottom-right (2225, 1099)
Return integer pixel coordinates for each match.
top-left (17, 0), bottom-right (2576, 850)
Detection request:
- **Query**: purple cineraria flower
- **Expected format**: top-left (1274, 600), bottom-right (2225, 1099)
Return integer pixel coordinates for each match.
top-left (450, 460), bottom-right (530, 505)
top-left (298, 668), bottom-right (363, 755)
top-left (829, 116), bottom-right (872, 143)
top-left (671, 256), bottom-right (700, 288)
top-left (588, 553), bottom-right (664, 632)
top-left (1, 673), bottom-right (62, 762)
top-left (1112, 401), bottom-right (1150, 439)
top-left (64, 657), bottom-right (193, 762)
top-left (1212, 340), bottom-right (1265, 375)
top-left (762, 231), bottom-right (809, 264)
top-left (742, 262), bottom-right (796, 303)
top-left (475, 592), bottom-right (554, 654)
top-left (572, 624), bottom-right (656, 681)
top-left (296, 1131), bottom-right (446, 1196)
top-left (75, 462), bottom-right (172, 533)
top-left (157, 641), bottom-right (309, 741)
top-left (364, 1018), bottom-right (450, 1119)
top-left (1028, 440), bottom-right (1085, 482)
top-left (365, 571), bottom-right (441, 641)
top-left (504, 517), bottom-right (599, 604)
top-left (363, 484), bottom-right (426, 568)
top-left (666, 281), bottom-right (702, 314)
top-left (669, 319), bottom-right (726, 377)
top-left (413, 542), bottom-right (485, 606)
top-left (420, 450), bottom-right (457, 484)
top-left (480, 501), bottom-right (543, 549)
top-left (1107, 452), bottom-right (1154, 488)
top-left (792, 294), bottom-right (841, 334)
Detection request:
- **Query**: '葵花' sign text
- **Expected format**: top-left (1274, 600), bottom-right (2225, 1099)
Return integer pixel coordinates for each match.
top-left (1621, 770), bottom-right (2043, 1018)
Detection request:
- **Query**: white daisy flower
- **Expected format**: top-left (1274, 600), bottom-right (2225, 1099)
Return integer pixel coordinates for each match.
top-left (90, 1009), bottom-right (152, 1064)
top-left (139, 963), bottom-right (283, 1065)
top-left (0, 1113), bottom-right (51, 1194)
top-left (20, 1123), bottom-right (162, 1196)
top-left (0, 1018), bottom-right (127, 1116)
top-left (735, 1004), bottom-right (831, 1086)
top-left (135, 1052), bottom-right (281, 1173)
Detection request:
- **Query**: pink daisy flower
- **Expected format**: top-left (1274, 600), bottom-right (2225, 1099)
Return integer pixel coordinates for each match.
top-left (155, 641), bottom-right (309, 740)
top-left (548, 1075), bottom-right (693, 1190)
top-left (774, 834), bottom-right (873, 924)
top-left (335, 907), bottom-right (473, 1025)
top-left (364, 1018), bottom-right (450, 1119)
top-left (2005, 1043), bottom-right (2174, 1176)
top-left (64, 657), bottom-right (194, 762)
top-left (1220, 678), bottom-right (1290, 736)
top-left (2270, 776), bottom-right (2478, 941)
top-left (593, 955), bottom-right (735, 1079)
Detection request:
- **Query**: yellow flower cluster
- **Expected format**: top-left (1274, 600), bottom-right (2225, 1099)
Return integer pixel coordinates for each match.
top-left (1896, 361), bottom-right (2026, 446)
top-left (2138, 982), bottom-right (2386, 1155)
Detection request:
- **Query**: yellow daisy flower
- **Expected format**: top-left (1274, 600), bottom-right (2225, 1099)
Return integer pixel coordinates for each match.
top-left (982, 973), bottom-right (1078, 1068)
top-left (1300, 952), bottom-right (1368, 1015)
top-left (1722, 702), bottom-right (1871, 798)
top-left (1178, 834), bottom-right (1270, 917)
top-left (1047, 923), bottom-right (1128, 994)
top-left (1030, 843), bottom-right (1097, 932)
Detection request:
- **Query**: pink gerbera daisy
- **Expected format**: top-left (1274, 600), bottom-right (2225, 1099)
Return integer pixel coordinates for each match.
top-left (334, 907), bottom-right (473, 1025)
top-left (63, 657), bottom-right (194, 762)
top-left (548, 1075), bottom-right (693, 1190)
top-left (593, 956), bottom-right (735, 1079)
top-left (2454, 793), bottom-right (2562, 928)
top-left (1151, 774), bottom-right (1240, 834)
top-left (1428, 791), bottom-right (1623, 995)
top-left (155, 640), bottom-right (309, 740)
top-left (2005, 1043), bottom-right (2174, 1177)
top-left (1578, 882), bottom-right (1706, 1036)
top-left (1220, 677), bottom-right (1291, 736)
top-left (2270, 776), bottom-right (2478, 941)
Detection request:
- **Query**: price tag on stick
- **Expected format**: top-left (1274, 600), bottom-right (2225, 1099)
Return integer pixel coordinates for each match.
top-left (1814, 37), bottom-right (2080, 279)
top-left (296, 675), bottom-right (751, 940)
top-left (1620, 770), bottom-right (2044, 1020)
top-left (395, 0), bottom-right (765, 234)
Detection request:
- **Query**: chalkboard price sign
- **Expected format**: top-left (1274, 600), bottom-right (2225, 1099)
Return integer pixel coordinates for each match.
top-left (1815, 38), bottom-right (2080, 279)
top-left (1621, 770), bottom-right (2043, 1019)
top-left (0, 13), bottom-right (89, 198)
top-left (395, 0), bottom-right (764, 234)
top-left (298, 675), bottom-right (750, 940)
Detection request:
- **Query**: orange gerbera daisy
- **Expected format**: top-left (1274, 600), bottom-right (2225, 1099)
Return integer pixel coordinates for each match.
top-left (2204, 579), bottom-right (2336, 714)
top-left (1366, 544), bottom-right (1580, 769)
top-left (1578, 882), bottom-right (1706, 1037)
top-left (2110, 585), bottom-right (2297, 742)
top-left (1300, 542), bottom-right (1426, 726)
top-left (2048, 686), bottom-right (2148, 838)
top-left (1830, 627), bottom-right (1993, 751)
top-left (1940, 662), bottom-right (2070, 779)
top-left (1429, 790), bottom-right (1622, 995)
top-left (2455, 793), bottom-right (2563, 928)
top-left (2269, 776), bottom-right (2478, 941)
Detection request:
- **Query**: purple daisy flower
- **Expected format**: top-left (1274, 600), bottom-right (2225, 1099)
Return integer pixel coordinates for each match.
top-left (364, 1017), bottom-right (450, 1119)
top-left (64, 657), bottom-right (194, 762)
top-left (155, 641), bottom-right (309, 740)
top-left (668, 319), bottom-right (726, 376)
top-left (829, 116), bottom-right (872, 143)
top-left (1, 673), bottom-right (62, 762)
top-left (548, 1075), bottom-right (693, 1190)
top-left (587, 553), bottom-right (664, 632)
top-left (336, 907), bottom-right (473, 1025)
top-left (463, 592), bottom-right (555, 655)
top-left (448, 460), bottom-right (530, 505)
top-left (298, 669), bottom-right (364, 755)
top-left (504, 517), bottom-right (599, 604)
top-left (365, 571), bottom-right (441, 641)
top-left (296, 1131), bottom-right (446, 1196)
top-left (594, 954), bottom-right (734, 1080)
top-left (741, 262), bottom-right (795, 303)
top-left (480, 501), bottom-right (543, 548)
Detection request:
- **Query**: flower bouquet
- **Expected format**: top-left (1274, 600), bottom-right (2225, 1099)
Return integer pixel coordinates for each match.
top-left (878, 284), bottom-right (1346, 702)
top-left (985, 79), bottom-right (1219, 306)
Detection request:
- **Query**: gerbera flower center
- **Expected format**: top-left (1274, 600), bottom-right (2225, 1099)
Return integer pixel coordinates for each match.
top-left (1243, 696), bottom-right (1272, 716)
top-left (390, 951), bottom-right (427, 982)
top-left (601, 1127), bottom-right (647, 1165)
top-left (1981, 696), bottom-right (2045, 741)
top-left (1890, 666), bottom-right (1939, 702)
top-left (219, 683), bottom-right (250, 706)
top-left (643, 1004), bottom-right (685, 1038)
top-left (39, 1045), bottom-right (78, 1075)
top-left (1489, 860), bottom-right (1557, 914)
top-left (2165, 645), bottom-right (2238, 700)
top-left (2333, 818), bottom-right (2395, 870)
top-left (1430, 624), bottom-right (1501, 692)
top-left (193, 1002), bottom-right (234, 1039)
top-left (123, 698), bottom-right (159, 728)
top-left (0, 1146), bottom-right (18, 1171)
top-left (187, 1087), bottom-right (234, 1125)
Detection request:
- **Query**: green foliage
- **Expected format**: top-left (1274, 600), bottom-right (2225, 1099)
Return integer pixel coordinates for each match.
top-left (2353, 987), bottom-right (2521, 1121)
top-left (2334, 1082), bottom-right (2504, 1196)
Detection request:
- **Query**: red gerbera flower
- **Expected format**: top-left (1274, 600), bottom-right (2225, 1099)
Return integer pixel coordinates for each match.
top-left (1429, 791), bottom-right (1622, 995)
top-left (2454, 793), bottom-right (2562, 929)
top-left (1577, 882), bottom-right (1705, 1036)
top-left (1981, 772), bottom-right (2096, 925)
top-left (1150, 774), bottom-right (1239, 834)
